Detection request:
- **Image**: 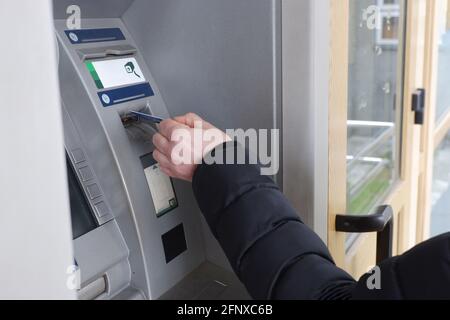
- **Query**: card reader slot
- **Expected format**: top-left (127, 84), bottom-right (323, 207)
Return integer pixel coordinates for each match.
top-left (78, 45), bottom-right (137, 61)
top-left (120, 106), bottom-right (158, 142)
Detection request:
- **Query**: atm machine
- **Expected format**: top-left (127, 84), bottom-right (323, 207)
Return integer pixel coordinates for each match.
top-left (53, 0), bottom-right (328, 300)
top-left (56, 19), bottom-right (250, 300)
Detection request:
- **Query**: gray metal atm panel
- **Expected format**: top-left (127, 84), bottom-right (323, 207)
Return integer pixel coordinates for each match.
top-left (56, 18), bottom-right (206, 299)
top-left (53, 0), bottom-right (134, 19)
top-left (122, 0), bottom-right (282, 270)
top-left (63, 102), bottom-right (136, 297)
top-left (122, 0), bottom-right (282, 132)
top-left (55, 1), bottom-right (280, 299)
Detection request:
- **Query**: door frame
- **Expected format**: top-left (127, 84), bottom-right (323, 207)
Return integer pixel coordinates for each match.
top-left (282, 0), bottom-right (331, 243)
top-left (327, 0), bottom-right (426, 277)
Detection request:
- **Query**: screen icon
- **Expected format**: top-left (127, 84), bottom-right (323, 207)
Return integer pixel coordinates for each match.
top-left (124, 61), bottom-right (141, 78)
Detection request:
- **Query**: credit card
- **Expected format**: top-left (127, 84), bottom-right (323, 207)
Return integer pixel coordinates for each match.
top-left (130, 111), bottom-right (164, 124)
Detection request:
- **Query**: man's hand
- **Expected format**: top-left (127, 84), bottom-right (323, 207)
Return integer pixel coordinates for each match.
top-left (152, 113), bottom-right (230, 182)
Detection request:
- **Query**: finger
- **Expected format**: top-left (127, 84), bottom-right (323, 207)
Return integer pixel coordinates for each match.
top-left (174, 113), bottom-right (203, 128)
top-left (186, 113), bottom-right (214, 129)
top-left (153, 149), bottom-right (173, 168)
top-left (152, 133), bottom-right (171, 156)
top-left (159, 118), bottom-right (187, 140)
top-left (159, 165), bottom-right (174, 178)
top-left (173, 115), bottom-right (189, 125)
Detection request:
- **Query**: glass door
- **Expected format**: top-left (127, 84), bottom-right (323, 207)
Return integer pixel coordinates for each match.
top-left (430, 133), bottom-right (450, 236)
top-left (328, 0), bottom-right (426, 277)
top-left (429, 0), bottom-right (450, 236)
top-left (347, 0), bottom-right (404, 219)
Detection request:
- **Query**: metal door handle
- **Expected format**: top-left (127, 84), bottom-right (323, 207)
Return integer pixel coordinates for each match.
top-left (335, 205), bottom-right (393, 264)
top-left (412, 88), bottom-right (426, 125)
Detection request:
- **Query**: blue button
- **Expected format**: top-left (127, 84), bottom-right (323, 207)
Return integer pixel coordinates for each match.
top-left (68, 32), bottom-right (78, 42)
top-left (101, 94), bottom-right (111, 104)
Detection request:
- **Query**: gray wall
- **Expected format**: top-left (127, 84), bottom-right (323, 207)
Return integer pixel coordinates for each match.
top-left (122, 0), bottom-right (282, 268)
top-left (281, 0), bottom-right (330, 241)
top-left (53, 0), bottom-right (134, 19)
top-left (0, 0), bottom-right (75, 299)
top-left (122, 0), bottom-right (281, 133)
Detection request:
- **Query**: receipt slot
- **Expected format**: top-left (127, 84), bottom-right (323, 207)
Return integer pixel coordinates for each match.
top-left (141, 154), bottom-right (178, 218)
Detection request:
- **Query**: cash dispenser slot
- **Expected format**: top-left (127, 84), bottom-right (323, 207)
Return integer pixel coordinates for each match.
top-left (77, 44), bottom-right (137, 61)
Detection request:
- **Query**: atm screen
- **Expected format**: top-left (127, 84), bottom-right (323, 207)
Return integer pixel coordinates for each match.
top-left (66, 156), bottom-right (97, 239)
top-left (85, 57), bottom-right (146, 89)
top-left (141, 153), bottom-right (178, 217)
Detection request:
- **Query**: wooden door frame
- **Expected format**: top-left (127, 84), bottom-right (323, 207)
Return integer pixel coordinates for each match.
top-left (328, 0), bottom-right (426, 277)
top-left (328, 0), bottom-right (348, 269)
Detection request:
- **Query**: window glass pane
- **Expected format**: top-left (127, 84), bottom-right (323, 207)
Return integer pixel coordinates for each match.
top-left (436, 1), bottom-right (450, 123)
top-left (347, 0), bottom-right (405, 215)
top-left (431, 132), bottom-right (450, 236)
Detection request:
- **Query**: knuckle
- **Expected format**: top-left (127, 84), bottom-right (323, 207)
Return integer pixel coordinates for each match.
top-left (153, 137), bottom-right (163, 150)
top-left (168, 141), bottom-right (176, 153)
top-left (152, 133), bottom-right (160, 145)
top-left (159, 120), bottom-right (171, 135)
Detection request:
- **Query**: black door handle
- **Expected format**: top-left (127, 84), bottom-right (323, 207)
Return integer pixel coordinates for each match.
top-left (412, 88), bottom-right (426, 125)
top-left (335, 205), bottom-right (393, 264)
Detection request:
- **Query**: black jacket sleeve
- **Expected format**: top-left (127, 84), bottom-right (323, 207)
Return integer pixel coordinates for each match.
top-left (192, 142), bottom-right (450, 300)
top-left (192, 142), bottom-right (356, 299)
top-left (351, 231), bottom-right (450, 299)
